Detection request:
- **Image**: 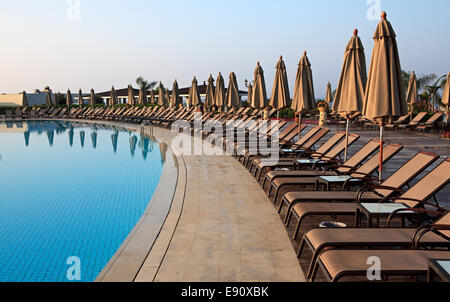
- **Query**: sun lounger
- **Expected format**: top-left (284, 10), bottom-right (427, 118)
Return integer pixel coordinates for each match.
top-left (385, 115), bottom-right (410, 130)
top-left (269, 144), bottom-right (403, 203)
top-left (397, 112), bottom-right (427, 129)
top-left (263, 138), bottom-right (380, 189)
top-left (301, 212), bottom-right (449, 280)
top-left (246, 126), bottom-right (322, 171)
top-left (312, 249), bottom-right (450, 282)
top-left (262, 133), bottom-right (361, 189)
top-left (416, 112), bottom-right (445, 133)
top-left (287, 156), bottom-right (448, 244)
top-left (250, 127), bottom-right (331, 181)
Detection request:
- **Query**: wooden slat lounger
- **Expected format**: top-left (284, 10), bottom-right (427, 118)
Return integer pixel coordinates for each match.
top-left (397, 112), bottom-right (427, 129)
top-left (269, 144), bottom-right (403, 203)
top-left (302, 212), bottom-right (449, 280)
top-left (313, 249), bottom-right (450, 282)
top-left (287, 156), bottom-right (448, 244)
top-left (416, 112), bottom-right (444, 132)
top-left (246, 126), bottom-right (323, 169)
top-left (263, 137), bottom-right (377, 188)
top-left (250, 127), bottom-right (331, 180)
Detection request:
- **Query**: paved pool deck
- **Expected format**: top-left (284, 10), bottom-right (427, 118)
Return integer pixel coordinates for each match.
top-left (134, 126), bottom-right (305, 282)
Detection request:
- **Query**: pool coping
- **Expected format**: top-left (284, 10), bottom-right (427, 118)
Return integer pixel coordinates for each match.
top-left (38, 119), bottom-right (183, 282)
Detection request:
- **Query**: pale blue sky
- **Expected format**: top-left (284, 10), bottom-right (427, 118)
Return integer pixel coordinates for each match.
top-left (0, 0), bottom-right (449, 98)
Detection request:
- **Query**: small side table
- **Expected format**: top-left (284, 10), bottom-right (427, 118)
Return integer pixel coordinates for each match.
top-left (355, 203), bottom-right (421, 228)
top-left (318, 175), bottom-right (364, 191)
top-left (294, 158), bottom-right (321, 170)
top-left (428, 259), bottom-right (450, 282)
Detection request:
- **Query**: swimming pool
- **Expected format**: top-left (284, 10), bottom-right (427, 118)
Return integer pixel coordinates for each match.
top-left (0, 120), bottom-right (164, 282)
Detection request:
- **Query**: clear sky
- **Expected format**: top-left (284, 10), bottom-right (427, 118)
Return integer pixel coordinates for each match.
top-left (0, 0), bottom-right (449, 98)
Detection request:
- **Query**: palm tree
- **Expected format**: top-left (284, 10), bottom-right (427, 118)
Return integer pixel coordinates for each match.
top-left (424, 75), bottom-right (447, 110)
top-left (402, 70), bottom-right (437, 92)
top-left (136, 76), bottom-right (157, 90)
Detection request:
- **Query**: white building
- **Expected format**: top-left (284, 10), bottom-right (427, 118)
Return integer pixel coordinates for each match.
top-left (0, 89), bottom-right (56, 107)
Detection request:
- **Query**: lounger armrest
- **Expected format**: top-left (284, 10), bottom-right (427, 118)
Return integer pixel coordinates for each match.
top-left (307, 151), bottom-right (327, 158)
top-left (356, 185), bottom-right (403, 201)
top-left (383, 197), bottom-right (447, 212)
top-left (347, 171), bottom-right (373, 178)
top-left (324, 164), bottom-right (356, 173)
top-left (386, 207), bottom-right (444, 227)
top-left (411, 221), bottom-right (448, 248)
top-left (289, 144), bottom-right (314, 152)
top-left (342, 175), bottom-right (374, 190)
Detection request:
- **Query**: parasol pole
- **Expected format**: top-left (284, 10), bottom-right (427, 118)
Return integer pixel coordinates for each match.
top-left (344, 117), bottom-right (350, 162)
top-left (298, 111), bottom-right (303, 139)
top-left (379, 123), bottom-right (384, 183)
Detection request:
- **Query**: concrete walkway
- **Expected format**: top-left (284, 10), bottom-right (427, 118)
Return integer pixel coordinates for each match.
top-left (135, 127), bottom-right (305, 282)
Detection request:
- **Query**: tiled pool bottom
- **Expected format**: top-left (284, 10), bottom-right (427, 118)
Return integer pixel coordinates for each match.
top-left (0, 121), bottom-right (164, 282)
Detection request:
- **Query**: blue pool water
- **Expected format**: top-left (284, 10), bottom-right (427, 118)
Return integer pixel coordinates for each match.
top-left (0, 121), bottom-right (164, 282)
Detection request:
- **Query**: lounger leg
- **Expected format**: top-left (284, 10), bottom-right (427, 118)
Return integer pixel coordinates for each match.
top-left (297, 237), bottom-right (306, 258)
top-left (257, 167), bottom-right (265, 182)
top-left (292, 214), bottom-right (305, 240)
top-left (262, 176), bottom-right (267, 190)
top-left (267, 184), bottom-right (273, 197)
top-left (278, 197), bottom-right (285, 214)
top-left (310, 261), bottom-right (320, 282)
top-left (253, 166), bottom-right (259, 177)
top-left (306, 247), bottom-right (331, 280)
top-left (272, 186), bottom-right (280, 203)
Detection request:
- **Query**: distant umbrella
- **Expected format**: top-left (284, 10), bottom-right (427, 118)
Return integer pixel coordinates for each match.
top-left (89, 89), bottom-right (95, 107)
top-left (204, 74), bottom-right (215, 108)
top-left (226, 72), bottom-right (241, 109)
top-left (333, 29), bottom-right (367, 161)
top-left (78, 89), bottom-right (83, 106)
top-left (171, 80), bottom-right (182, 108)
top-left (129, 136), bottom-right (138, 157)
top-left (66, 89), bottom-right (73, 107)
top-left (158, 82), bottom-right (168, 107)
top-left (110, 86), bottom-right (118, 106)
top-left (165, 89), bottom-right (170, 107)
top-left (24, 131), bottom-right (30, 147)
top-left (442, 72), bottom-right (450, 124)
top-left (47, 130), bottom-right (54, 146)
top-left (141, 135), bottom-right (151, 160)
top-left (128, 85), bottom-right (135, 105)
top-left (111, 131), bottom-right (119, 153)
top-left (22, 91), bottom-right (29, 107)
top-left (46, 89), bottom-right (53, 107)
top-left (269, 56), bottom-right (291, 117)
top-left (247, 82), bottom-right (253, 107)
top-left (80, 131), bottom-right (85, 148)
top-left (91, 132), bottom-right (97, 149)
top-left (251, 62), bottom-right (268, 110)
top-left (214, 72), bottom-right (226, 109)
top-left (325, 82), bottom-right (333, 105)
top-left (150, 90), bottom-right (156, 105)
top-left (139, 85), bottom-right (147, 106)
top-left (291, 51), bottom-right (315, 136)
top-left (405, 71), bottom-right (418, 121)
top-left (68, 128), bottom-right (74, 147)
top-left (363, 12), bottom-right (407, 181)
top-left (188, 77), bottom-right (201, 108)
